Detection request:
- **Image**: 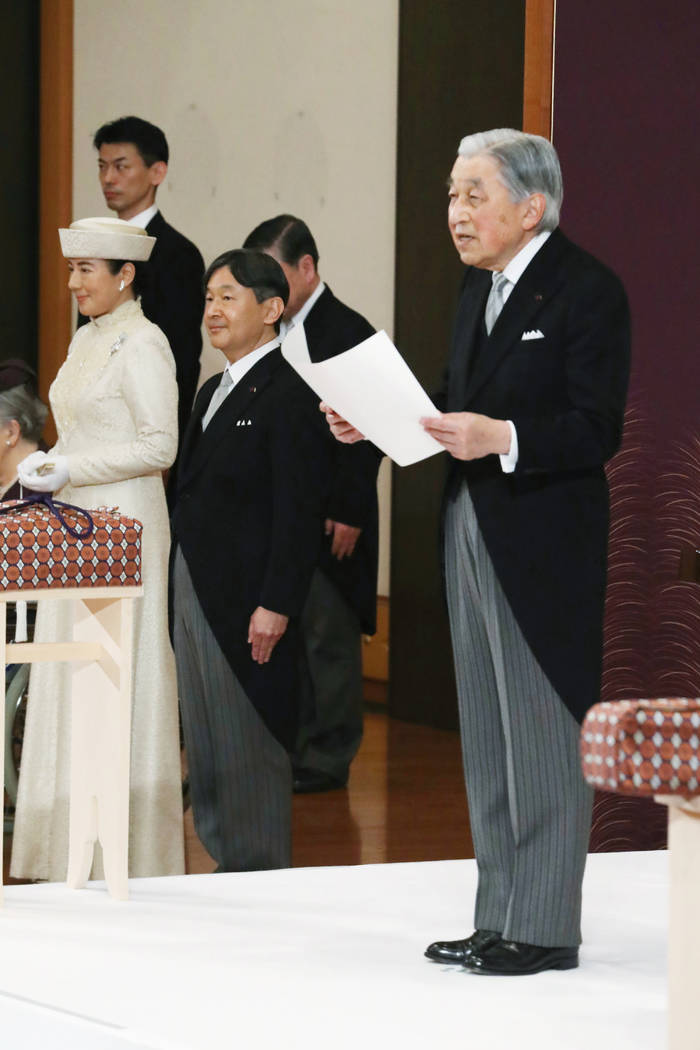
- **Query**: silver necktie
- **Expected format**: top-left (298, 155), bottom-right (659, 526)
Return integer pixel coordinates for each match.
top-left (484, 271), bottom-right (510, 335)
top-left (201, 368), bottom-right (234, 430)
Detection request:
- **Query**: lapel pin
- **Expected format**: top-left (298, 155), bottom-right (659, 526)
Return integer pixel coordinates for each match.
top-left (535, 294), bottom-right (543, 301)
top-left (249, 386), bottom-right (257, 393)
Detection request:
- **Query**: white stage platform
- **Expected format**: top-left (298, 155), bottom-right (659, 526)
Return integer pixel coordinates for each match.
top-left (0, 850), bottom-right (667, 1050)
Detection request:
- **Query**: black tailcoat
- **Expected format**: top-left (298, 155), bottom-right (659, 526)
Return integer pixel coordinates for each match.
top-left (303, 287), bottom-right (380, 633)
top-left (439, 229), bottom-right (630, 723)
top-left (143, 212), bottom-right (205, 439)
top-left (170, 349), bottom-right (331, 750)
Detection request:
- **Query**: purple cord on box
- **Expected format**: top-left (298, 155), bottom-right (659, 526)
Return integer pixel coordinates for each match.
top-left (0, 494), bottom-right (95, 540)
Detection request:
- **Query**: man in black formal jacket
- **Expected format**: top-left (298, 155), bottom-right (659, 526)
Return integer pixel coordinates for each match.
top-left (244, 216), bottom-right (380, 794)
top-left (171, 249), bottom-right (330, 871)
top-left (324, 130), bottom-right (630, 975)
top-left (88, 116), bottom-right (204, 450)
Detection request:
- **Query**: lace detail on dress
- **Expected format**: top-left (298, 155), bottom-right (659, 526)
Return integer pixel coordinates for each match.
top-left (50, 299), bottom-right (144, 444)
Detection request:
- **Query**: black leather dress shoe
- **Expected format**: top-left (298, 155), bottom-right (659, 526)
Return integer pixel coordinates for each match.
top-left (464, 938), bottom-right (579, 975)
top-left (424, 929), bottom-right (501, 964)
top-left (292, 768), bottom-right (345, 793)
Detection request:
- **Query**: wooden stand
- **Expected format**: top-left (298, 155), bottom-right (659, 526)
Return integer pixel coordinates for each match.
top-left (655, 795), bottom-right (700, 1050)
top-left (0, 585), bottom-right (142, 903)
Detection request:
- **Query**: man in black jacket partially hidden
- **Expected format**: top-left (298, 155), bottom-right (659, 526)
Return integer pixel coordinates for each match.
top-left (88, 116), bottom-right (204, 455)
top-left (244, 217), bottom-right (380, 794)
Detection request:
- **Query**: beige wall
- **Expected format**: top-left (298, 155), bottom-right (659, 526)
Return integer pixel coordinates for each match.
top-left (73, 0), bottom-right (397, 594)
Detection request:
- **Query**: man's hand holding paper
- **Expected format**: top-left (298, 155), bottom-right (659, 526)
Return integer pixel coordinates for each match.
top-left (420, 412), bottom-right (512, 461)
top-left (282, 325), bottom-right (444, 467)
top-left (320, 403), bottom-right (365, 445)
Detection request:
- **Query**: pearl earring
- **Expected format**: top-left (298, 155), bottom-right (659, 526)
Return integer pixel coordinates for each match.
top-left (119, 279), bottom-right (125, 292)
top-left (5, 440), bottom-right (11, 446)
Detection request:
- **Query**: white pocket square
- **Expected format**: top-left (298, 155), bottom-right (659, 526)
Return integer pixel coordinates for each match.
top-left (521, 329), bottom-right (545, 341)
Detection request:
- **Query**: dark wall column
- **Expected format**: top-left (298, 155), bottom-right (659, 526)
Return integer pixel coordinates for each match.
top-left (38, 0), bottom-right (73, 444)
top-left (1, 3), bottom-right (39, 368)
top-left (390, 0), bottom-right (526, 729)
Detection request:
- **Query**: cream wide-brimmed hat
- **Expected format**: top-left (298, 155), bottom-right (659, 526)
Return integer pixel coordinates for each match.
top-left (58, 217), bottom-right (156, 261)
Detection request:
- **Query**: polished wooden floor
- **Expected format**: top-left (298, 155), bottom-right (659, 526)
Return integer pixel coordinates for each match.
top-left (4, 709), bottom-right (473, 883)
top-left (184, 708), bottom-right (473, 873)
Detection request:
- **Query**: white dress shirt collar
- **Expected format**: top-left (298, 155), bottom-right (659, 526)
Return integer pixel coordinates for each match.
top-left (291, 279), bottom-right (326, 327)
top-left (500, 230), bottom-right (551, 291)
top-left (223, 335), bottom-right (281, 389)
top-left (280, 280), bottom-right (326, 340)
top-left (127, 204), bottom-right (159, 229)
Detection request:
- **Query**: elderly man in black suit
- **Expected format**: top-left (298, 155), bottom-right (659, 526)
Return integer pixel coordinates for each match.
top-left (88, 116), bottom-right (204, 450)
top-left (325, 129), bottom-right (630, 975)
top-left (244, 216), bottom-right (380, 794)
top-left (171, 249), bottom-right (329, 871)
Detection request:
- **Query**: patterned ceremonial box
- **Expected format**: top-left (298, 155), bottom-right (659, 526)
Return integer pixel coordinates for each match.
top-left (581, 698), bottom-right (700, 798)
top-left (0, 496), bottom-right (142, 590)
top-left (582, 699), bottom-right (700, 1050)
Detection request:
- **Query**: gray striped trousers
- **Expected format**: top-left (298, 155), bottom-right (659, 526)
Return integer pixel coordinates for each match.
top-left (172, 546), bottom-right (292, 872)
top-left (444, 482), bottom-right (593, 947)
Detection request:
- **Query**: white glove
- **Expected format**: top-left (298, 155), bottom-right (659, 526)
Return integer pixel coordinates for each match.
top-left (17, 451), bottom-right (70, 493)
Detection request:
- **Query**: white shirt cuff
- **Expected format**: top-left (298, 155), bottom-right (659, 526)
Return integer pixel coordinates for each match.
top-left (499, 420), bottom-right (518, 473)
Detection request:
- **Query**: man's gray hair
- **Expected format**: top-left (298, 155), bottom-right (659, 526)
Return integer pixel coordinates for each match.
top-left (458, 129), bottom-right (563, 231)
top-left (0, 384), bottom-right (48, 444)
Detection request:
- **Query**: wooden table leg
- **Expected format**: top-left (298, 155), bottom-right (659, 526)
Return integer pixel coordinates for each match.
top-left (97, 596), bottom-right (132, 900)
top-left (667, 800), bottom-right (700, 1050)
top-left (67, 595), bottom-right (133, 901)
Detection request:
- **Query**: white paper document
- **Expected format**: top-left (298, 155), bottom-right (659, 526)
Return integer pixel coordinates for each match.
top-left (282, 326), bottom-right (445, 466)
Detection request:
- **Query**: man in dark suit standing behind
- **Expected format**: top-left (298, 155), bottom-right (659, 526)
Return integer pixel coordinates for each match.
top-left (244, 216), bottom-right (380, 794)
top-left (171, 249), bottom-right (329, 871)
top-left (325, 130), bottom-right (630, 975)
top-left (89, 116), bottom-right (204, 450)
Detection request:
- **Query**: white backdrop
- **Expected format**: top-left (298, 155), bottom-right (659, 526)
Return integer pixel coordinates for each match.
top-left (72, 0), bottom-right (398, 592)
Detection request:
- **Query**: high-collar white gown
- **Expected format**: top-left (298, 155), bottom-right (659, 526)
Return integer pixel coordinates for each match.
top-left (10, 299), bottom-right (185, 880)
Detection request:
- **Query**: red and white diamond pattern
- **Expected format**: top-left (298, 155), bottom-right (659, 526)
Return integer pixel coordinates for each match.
top-left (581, 698), bottom-right (700, 798)
top-left (0, 503), bottom-right (142, 591)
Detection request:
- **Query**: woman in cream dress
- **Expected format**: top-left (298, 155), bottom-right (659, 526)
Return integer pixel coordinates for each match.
top-left (10, 218), bottom-right (185, 881)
